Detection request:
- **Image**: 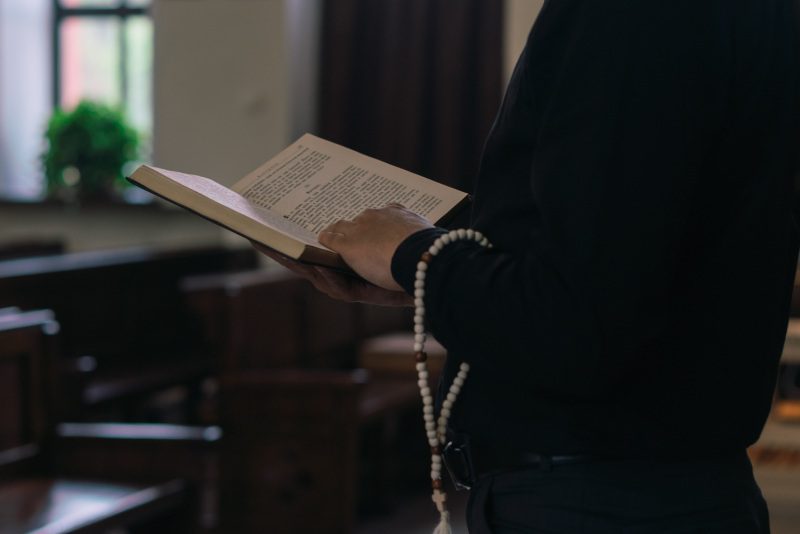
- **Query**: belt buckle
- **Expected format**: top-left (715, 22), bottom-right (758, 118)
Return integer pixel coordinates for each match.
top-left (443, 437), bottom-right (475, 491)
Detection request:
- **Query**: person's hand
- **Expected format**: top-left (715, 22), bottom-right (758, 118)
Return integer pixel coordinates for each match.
top-left (251, 242), bottom-right (413, 307)
top-left (318, 203), bottom-right (434, 291)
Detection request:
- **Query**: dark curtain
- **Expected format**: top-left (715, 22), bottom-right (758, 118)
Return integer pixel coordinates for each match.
top-left (318, 0), bottom-right (504, 194)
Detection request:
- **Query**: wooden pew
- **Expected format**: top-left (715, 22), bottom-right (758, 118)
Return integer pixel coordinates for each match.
top-left (219, 370), bottom-right (366, 533)
top-left (0, 309), bottom-right (223, 533)
top-left (0, 245), bottom-right (256, 421)
top-left (181, 268), bottom-right (412, 372)
top-left (181, 269), bottom-right (431, 529)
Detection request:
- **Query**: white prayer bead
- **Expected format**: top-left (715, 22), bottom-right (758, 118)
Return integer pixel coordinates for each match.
top-left (411, 228), bottom-right (490, 526)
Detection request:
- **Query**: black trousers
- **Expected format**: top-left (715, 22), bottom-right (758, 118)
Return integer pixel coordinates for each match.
top-left (466, 451), bottom-right (769, 533)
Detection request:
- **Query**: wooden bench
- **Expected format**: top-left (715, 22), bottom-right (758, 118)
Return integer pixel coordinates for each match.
top-left (0, 309), bottom-right (223, 533)
top-left (181, 268), bottom-right (434, 528)
top-left (0, 245), bottom-right (256, 421)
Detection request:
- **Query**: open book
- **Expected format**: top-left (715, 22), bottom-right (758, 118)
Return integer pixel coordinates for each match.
top-left (128, 134), bottom-right (469, 269)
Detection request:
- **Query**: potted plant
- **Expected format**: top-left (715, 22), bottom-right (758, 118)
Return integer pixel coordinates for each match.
top-left (42, 100), bottom-right (139, 202)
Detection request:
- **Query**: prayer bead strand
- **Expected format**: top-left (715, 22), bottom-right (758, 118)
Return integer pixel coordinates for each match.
top-left (414, 229), bottom-right (491, 534)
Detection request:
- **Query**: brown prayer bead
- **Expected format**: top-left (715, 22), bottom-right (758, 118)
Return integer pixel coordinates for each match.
top-left (421, 252), bottom-right (433, 263)
top-left (432, 478), bottom-right (442, 489)
top-left (415, 351), bottom-right (428, 362)
top-left (431, 445), bottom-right (441, 455)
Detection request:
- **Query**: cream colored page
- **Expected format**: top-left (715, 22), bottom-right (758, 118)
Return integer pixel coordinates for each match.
top-left (151, 167), bottom-right (321, 246)
top-left (232, 134), bottom-right (463, 235)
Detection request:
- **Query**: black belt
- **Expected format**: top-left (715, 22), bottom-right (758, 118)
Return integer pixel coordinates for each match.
top-left (443, 435), bottom-right (596, 491)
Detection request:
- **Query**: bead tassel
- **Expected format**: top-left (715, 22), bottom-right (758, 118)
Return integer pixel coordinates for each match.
top-left (414, 229), bottom-right (490, 534)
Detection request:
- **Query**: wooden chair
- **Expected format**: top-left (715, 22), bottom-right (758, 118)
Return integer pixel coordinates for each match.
top-left (0, 245), bottom-right (256, 421)
top-left (0, 309), bottom-right (222, 533)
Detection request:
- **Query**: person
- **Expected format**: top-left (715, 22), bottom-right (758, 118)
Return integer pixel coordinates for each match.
top-left (256, 1), bottom-right (800, 532)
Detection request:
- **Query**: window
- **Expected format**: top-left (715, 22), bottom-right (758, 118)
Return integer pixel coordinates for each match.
top-left (0, 0), bottom-right (152, 200)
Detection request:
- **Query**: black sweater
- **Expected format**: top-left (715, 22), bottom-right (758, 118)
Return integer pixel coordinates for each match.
top-left (391, 0), bottom-right (800, 460)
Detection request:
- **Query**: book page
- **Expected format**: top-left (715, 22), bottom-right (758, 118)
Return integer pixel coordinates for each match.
top-left (150, 167), bottom-right (322, 247)
top-left (232, 134), bottom-right (464, 235)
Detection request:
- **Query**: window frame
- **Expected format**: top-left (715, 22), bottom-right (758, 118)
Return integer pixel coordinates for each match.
top-left (51, 0), bottom-right (149, 108)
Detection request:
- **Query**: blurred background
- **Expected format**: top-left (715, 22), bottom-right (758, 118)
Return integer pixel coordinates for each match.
top-left (0, 1), bottom-right (798, 532)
